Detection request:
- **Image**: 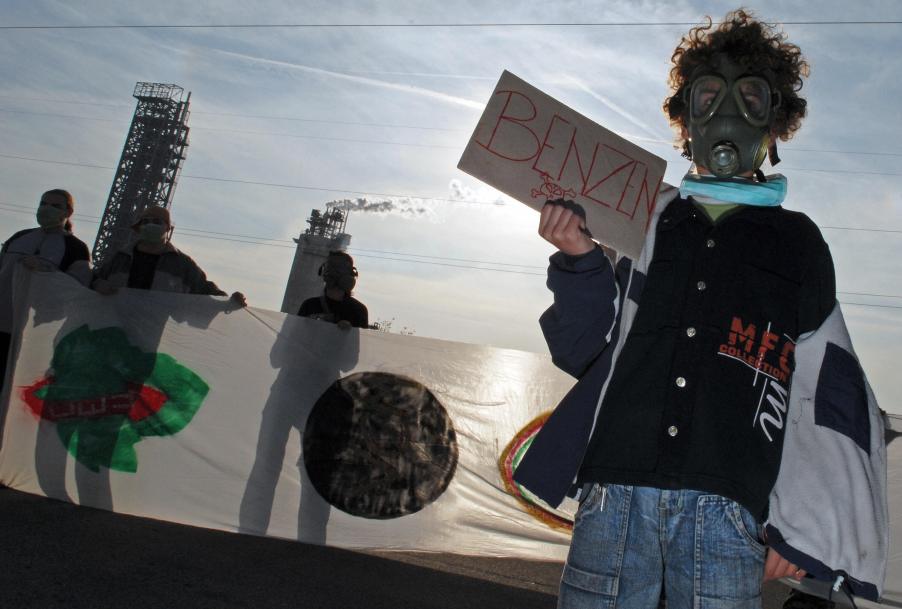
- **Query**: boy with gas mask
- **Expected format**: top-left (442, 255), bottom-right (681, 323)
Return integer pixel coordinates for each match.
top-left (92, 206), bottom-right (246, 305)
top-left (298, 251), bottom-right (368, 329)
top-left (514, 9), bottom-right (887, 608)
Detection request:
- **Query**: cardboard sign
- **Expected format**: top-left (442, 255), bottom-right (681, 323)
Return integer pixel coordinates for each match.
top-left (458, 71), bottom-right (667, 260)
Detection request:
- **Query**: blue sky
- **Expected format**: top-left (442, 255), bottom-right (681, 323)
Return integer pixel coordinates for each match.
top-left (1, 1), bottom-right (901, 412)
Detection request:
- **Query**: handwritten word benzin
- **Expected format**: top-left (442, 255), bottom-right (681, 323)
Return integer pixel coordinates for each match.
top-left (458, 71), bottom-right (667, 260)
top-left (478, 93), bottom-right (661, 225)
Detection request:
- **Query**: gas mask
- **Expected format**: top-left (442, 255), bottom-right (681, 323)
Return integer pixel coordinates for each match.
top-left (322, 255), bottom-right (358, 293)
top-left (685, 56), bottom-right (780, 178)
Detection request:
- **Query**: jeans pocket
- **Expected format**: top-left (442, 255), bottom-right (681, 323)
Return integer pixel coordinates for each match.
top-left (561, 564), bottom-right (618, 595)
top-left (574, 483), bottom-right (604, 524)
top-left (694, 495), bottom-right (765, 603)
top-left (559, 564), bottom-right (618, 609)
top-left (729, 502), bottom-right (766, 556)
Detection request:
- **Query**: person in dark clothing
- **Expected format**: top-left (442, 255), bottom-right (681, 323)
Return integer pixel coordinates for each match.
top-left (298, 251), bottom-right (368, 329)
top-left (512, 9), bottom-right (864, 609)
top-left (92, 206), bottom-right (246, 305)
top-left (0, 189), bottom-right (90, 395)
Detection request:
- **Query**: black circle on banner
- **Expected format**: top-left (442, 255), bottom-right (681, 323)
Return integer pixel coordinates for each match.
top-left (302, 372), bottom-right (458, 519)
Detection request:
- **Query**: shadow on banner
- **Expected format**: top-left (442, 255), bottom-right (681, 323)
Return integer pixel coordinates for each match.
top-left (239, 314), bottom-right (360, 544)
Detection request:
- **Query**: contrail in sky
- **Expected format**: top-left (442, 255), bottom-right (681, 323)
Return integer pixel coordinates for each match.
top-left (565, 75), bottom-right (666, 142)
top-left (213, 48), bottom-right (484, 110)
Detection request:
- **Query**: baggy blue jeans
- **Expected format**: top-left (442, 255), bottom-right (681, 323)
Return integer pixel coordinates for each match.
top-left (559, 484), bottom-right (766, 609)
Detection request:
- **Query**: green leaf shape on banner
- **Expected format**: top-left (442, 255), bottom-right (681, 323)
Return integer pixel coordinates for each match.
top-left (57, 416), bottom-right (141, 473)
top-left (44, 325), bottom-right (156, 401)
top-left (36, 325), bottom-right (209, 472)
top-left (131, 353), bottom-right (210, 438)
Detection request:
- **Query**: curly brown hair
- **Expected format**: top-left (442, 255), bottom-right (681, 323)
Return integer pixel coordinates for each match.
top-left (663, 8), bottom-right (810, 159)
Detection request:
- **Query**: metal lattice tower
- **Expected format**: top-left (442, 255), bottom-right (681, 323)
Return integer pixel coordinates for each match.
top-left (305, 208), bottom-right (348, 238)
top-left (92, 82), bottom-right (191, 266)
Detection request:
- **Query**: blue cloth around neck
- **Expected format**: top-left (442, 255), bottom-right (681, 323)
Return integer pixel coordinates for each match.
top-left (679, 173), bottom-right (787, 206)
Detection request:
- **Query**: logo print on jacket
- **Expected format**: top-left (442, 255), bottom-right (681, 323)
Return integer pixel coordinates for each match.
top-left (717, 316), bottom-right (795, 442)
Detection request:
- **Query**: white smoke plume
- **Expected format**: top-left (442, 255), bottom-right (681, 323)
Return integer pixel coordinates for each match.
top-left (325, 197), bottom-right (432, 217)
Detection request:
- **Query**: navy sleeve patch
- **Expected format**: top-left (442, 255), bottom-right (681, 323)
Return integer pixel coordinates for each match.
top-left (814, 342), bottom-right (870, 454)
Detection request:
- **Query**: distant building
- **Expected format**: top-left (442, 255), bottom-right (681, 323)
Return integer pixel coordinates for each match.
top-left (280, 208), bottom-right (351, 315)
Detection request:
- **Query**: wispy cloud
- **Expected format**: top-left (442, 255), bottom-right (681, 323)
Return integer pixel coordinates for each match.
top-left (448, 179), bottom-right (506, 206)
top-left (212, 48), bottom-right (485, 110)
top-left (343, 69), bottom-right (496, 81)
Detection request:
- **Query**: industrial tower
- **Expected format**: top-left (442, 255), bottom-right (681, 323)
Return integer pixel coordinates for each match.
top-left (281, 208), bottom-right (351, 314)
top-left (92, 82), bottom-right (191, 266)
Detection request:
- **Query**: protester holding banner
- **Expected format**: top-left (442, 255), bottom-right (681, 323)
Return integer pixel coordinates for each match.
top-left (514, 9), bottom-right (887, 608)
top-left (0, 189), bottom-right (90, 394)
top-left (298, 251), bottom-right (368, 329)
top-left (92, 206), bottom-right (246, 305)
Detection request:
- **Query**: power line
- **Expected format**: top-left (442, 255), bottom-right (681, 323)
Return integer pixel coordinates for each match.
top-left (0, 202), bottom-right (544, 269)
top-left (0, 109), bottom-right (462, 149)
top-left (195, 111), bottom-right (469, 132)
top-left (0, 153), bottom-right (112, 171)
top-left (5, 103), bottom-right (902, 159)
top-left (821, 226), bottom-right (902, 234)
top-left (839, 291), bottom-right (902, 299)
top-left (0, 153), bottom-right (502, 205)
top-left (348, 246), bottom-right (545, 269)
top-left (340, 253), bottom-right (544, 275)
top-left (0, 205), bottom-right (546, 276)
top-left (0, 98), bottom-right (470, 131)
top-left (840, 301), bottom-right (902, 311)
top-left (4, 150), bottom-right (902, 204)
top-left (0, 108), bottom-right (119, 123)
top-left (3, 20), bottom-right (902, 30)
top-left (0, 94), bottom-right (128, 109)
top-left (190, 126), bottom-right (460, 149)
top-left (3, 204), bottom-right (902, 301)
top-left (4, 151), bottom-right (902, 246)
top-left (791, 147), bottom-right (902, 158)
top-left (178, 174), bottom-right (496, 204)
top-left (3, 148), bottom-right (902, 232)
top-left (7, 105), bottom-right (902, 160)
top-left (3, 200), bottom-right (900, 271)
top-left (782, 166), bottom-right (902, 177)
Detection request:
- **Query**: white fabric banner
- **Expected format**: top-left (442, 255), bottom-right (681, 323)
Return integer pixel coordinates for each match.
top-left (2, 269), bottom-right (899, 606)
top-left (0, 269), bottom-right (576, 558)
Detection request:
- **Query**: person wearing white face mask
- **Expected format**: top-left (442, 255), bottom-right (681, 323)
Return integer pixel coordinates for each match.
top-left (92, 206), bottom-right (246, 306)
top-left (0, 189), bottom-right (91, 394)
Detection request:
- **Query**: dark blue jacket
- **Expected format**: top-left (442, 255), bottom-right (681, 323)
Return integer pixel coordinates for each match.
top-left (512, 246), bottom-right (633, 505)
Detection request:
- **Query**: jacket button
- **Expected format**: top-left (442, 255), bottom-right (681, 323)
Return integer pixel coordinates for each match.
top-left (706, 238), bottom-right (716, 248)
top-left (697, 280), bottom-right (707, 291)
top-left (686, 327), bottom-right (697, 338)
top-left (675, 377), bottom-right (687, 388)
top-left (668, 425), bottom-right (679, 437)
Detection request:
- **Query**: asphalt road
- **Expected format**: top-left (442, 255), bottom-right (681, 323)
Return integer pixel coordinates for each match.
top-left (0, 486), bottom-right (791, 609)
